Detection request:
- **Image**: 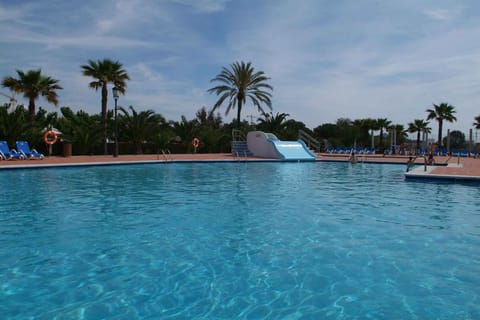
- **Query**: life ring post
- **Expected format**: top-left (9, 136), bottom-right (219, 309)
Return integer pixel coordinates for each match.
top-left (192, 138), bottom-right (200, 153)
top-left (44, 130), bottom-right (58, 156)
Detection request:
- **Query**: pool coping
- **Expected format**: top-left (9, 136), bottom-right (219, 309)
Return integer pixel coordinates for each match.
top-left (0, 158), bottom-right (281, 170)
top-left (405, 164), bottom-right (480, 182)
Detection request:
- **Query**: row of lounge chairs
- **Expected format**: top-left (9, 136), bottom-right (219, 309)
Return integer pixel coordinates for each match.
top-left (328, 146), bottom-right (479, 158)
top-left (326, 147), bottom-right (376, 154)
top-left (451, 149), bottom-right (478, 157)
top-left (418, 148), bottom-right (479, 157)
top-left (418, 148), bottom-right (448, 156)
top-left (0, 141), bottom-right (44, 160)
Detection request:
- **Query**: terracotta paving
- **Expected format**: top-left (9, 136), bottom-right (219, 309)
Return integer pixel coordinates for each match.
top-left (1, 152), bottom-right (479, 181)
top-left (0, 153), bottom-right (271, 167)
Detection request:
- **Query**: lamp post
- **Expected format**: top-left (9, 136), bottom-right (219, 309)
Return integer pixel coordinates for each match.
top-left (112, 86), bottom-right (120, 157)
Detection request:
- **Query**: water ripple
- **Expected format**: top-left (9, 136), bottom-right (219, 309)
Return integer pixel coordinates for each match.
top-left (0, 162), bottom-right (479, 319)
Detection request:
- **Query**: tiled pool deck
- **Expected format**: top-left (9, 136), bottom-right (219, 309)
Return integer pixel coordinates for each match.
top-left (1, 153), bottom-right (479, 182)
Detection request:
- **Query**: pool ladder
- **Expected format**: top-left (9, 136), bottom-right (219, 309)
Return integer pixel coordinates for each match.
top-left (235, 150), bottom-right (248, 161)
top-left (160, 149), bottom-right (173, 162)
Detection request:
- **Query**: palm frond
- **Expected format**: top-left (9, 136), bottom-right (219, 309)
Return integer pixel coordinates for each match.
top-left (207, 61), bottom-right (273, 128)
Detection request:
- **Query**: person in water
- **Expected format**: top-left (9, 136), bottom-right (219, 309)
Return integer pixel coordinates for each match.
top-left (406, 156), bottom-right (416, 172)
top-left (349, 152), bottom-right (358, 163)
top-left (427, 152), bottom-right (435, 165)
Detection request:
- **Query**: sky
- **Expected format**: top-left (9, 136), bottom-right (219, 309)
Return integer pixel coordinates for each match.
top-left (1, 0), bottom-right (480, 137)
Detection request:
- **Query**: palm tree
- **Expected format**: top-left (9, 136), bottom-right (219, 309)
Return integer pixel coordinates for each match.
top-left (2, 69), bottom-right (62, 124)
top-left (426, 102), bottom-right (457, 147)
top-left (376, 118), bottom-right (392, 149)
top-left (257, 111), bottom-right (289, 136)
top-left (171, 116), bottom-right (199, 152)
top-left (408, 119), bottom-right (431, 154)
top-left (473, 115), bottom-right (480, 129)
top-left (81, 59), bottom-right (130, 154)
top-left (392, 124), bottom-right (408, 144)
top-left (207, 61), bottom-right (273, 129)
top-left (58, 107), bottom-right (103, 155)
top-left (357, 118), bottom-right (378, 150)
top-left (119, 106), bottom-right (165, 154)
top-left (195, 106), bottom-right (223, 129)
top-left (0, 104), bottom-right (29, 146)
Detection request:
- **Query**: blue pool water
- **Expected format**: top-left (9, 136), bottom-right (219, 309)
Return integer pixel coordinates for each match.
top-left (0, 162), bottom-right (479, 319)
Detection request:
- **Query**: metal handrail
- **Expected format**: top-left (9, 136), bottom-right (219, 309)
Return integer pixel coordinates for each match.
top-left (298, 129), bottom-right (321, 152)
top-left (161, 149), bottom-right (172, 161)
top-left (232, 129), bottom-right (247, 142)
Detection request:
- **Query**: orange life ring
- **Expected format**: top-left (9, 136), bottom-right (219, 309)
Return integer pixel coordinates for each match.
top-left (44, 130), bottom-right (58, 145)
top-left (192, 138), bottom-right (200, 148)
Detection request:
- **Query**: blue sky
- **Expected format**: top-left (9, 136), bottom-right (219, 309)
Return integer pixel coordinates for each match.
top-left (1, 0), bottom-right (480, 136)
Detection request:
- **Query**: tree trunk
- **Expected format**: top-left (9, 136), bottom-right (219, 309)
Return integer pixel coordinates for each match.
top-left (379, 128), bottom-right (384, 149)
top-left (28, 97), bottom-right (35, 124)
top-left (437, 120), bottom-right (443, 148)
top-left (416, 132), bottom-right (420, 154)
top-left (102, 84), bottom-right (108, 155)
top-left (236, 100), bottom-right (242, 129)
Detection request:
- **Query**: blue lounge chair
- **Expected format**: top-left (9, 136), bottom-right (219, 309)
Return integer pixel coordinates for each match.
top-left (0, 141), bottom-right (24, 160)
top-left (16, 141), bottom-right (44, 159)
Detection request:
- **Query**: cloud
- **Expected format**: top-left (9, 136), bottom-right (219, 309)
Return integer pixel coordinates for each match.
top-left (1, 0), bottom-right (480, 135)
top-left (424, 9), bottom-right (455, 21)
top-left (217, 1), bottom-right (480, 132)
top-left (172, 0), bottom-right (231, 13)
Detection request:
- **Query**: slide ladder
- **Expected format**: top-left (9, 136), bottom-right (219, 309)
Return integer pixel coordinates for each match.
top-left (231, 129), bottom-right (253, 157)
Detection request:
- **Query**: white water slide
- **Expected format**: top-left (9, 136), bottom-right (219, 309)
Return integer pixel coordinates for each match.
top-left (246, 131), bottom-right (316, 161)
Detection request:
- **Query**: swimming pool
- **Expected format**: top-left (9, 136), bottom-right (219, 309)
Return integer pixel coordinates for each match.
top-left (1, 162), bottom-right (479, 319)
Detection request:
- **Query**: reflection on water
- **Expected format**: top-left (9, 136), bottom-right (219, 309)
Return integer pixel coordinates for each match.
top-left (0, 162), bottom-right (479, 319)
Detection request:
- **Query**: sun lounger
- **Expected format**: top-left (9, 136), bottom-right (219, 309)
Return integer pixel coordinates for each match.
top-left (0, 141), bottom-right (24, 160)
top-left (15, 141), bottom-right (44, 159)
